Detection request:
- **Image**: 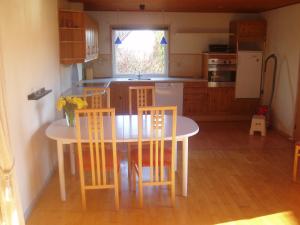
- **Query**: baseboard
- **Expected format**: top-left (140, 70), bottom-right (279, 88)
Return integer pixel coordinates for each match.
top-left (24, 161), bottom-right (58, 221)
top-left (190, 114), bottom-right (252, 122)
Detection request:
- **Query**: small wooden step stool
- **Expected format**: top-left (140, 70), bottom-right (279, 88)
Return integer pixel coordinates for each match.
top-left (250, 115), bottom-right (266, 136)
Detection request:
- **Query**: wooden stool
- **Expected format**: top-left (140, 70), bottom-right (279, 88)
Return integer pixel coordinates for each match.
top-left (293, 143), bottom-right (300, 181)
top-left (249, 115), bottom-right (266, 136)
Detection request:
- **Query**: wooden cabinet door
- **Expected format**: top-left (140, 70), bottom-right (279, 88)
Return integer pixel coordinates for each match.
top-left (238, 21), bottom-right (266, 38)
top-left (59, 10), bottom-right (99, 64)
top-left (110, 82), bottom-right (126, 114)
top-left (230, 20), bottom-right (266, 52)
top-left (84, 14), bottom-right (99, 62)
top-left (207, 87), bottom-right (235, 114)
top-left (183, 83), bottom-right (208, 116)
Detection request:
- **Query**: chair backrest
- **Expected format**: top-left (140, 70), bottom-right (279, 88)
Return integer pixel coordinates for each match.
top-left (137, 106), bottom-right (177, 183)
top-left (75, 108), bottom-right (118, 188)
top-left (83, 87), bottom-right (110, 109)
top-left (129, 86), bottom-right (155, 114)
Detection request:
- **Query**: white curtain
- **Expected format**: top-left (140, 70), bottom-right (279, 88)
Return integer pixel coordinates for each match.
top-left (0, 37), bottom-right (25, 225)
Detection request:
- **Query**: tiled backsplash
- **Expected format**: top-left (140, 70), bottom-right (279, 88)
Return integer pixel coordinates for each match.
top-left (90, 53), bottom-right (203, 78)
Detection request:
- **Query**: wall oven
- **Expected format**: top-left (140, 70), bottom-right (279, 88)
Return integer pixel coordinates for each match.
top-left (203, 53), bottom-right (237, 87)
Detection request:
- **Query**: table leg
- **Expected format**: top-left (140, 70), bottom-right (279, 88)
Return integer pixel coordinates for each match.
top-left (69, 144), bottom-right (76, 175)
top-left (57, 141), bottom-right (66, 201)
top-left (182, 137), bottom-right (189, 197)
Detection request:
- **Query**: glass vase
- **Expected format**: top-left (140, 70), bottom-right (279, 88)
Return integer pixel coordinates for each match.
top-left (65, 111), bottom-right (75, 127)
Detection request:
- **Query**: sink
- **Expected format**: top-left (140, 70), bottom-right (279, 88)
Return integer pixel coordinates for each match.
top-left (127, 78), bottom-right (152, 81)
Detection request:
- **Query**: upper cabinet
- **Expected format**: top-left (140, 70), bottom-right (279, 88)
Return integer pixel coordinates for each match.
top-left (84, 14), bottom-right (99, 62)
top-left (229, 20), bottom-right (266, 51)
top-left (59, 10), bottom-right (99, 64)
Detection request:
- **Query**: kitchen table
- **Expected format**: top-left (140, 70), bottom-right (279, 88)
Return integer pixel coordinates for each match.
top-left (46, 115), bottom-right (199, 201)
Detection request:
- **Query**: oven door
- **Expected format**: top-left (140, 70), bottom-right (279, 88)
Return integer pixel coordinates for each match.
top-left (208, 71), bottom-right (236, 87)
top-left (208, 64), bottom-right (236, 72)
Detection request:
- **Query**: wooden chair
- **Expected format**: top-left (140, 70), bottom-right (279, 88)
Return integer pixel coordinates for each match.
top-left (293, 142), bottom-right (300, 181)
top-left (128, 86), bottom-right (155, 115)
top-left (128, 86), bottom-right (155, 186)
top-left (130, 106), bottom-right (177, 207)
top-left (83, 87), bottom-right (110, 109)
top-left (75, 108), bottom-right (119, 210)
top-left (79, 87), bottom-right (111, 175)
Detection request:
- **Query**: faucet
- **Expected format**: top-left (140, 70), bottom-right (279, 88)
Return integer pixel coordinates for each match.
top-left (137, 71), bottom-right (142, 80)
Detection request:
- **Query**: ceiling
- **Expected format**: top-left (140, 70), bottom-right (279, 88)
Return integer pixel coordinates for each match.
top-left (70, 0), bottom-right (300, 13)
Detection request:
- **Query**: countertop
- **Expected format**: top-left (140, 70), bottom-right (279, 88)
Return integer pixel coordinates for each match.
top-left (78, 77), bottom-right (207, 85)
top-left (61, 82), bottom-right (109, 96)
top-left (62, 77), bottom-right (207, 96)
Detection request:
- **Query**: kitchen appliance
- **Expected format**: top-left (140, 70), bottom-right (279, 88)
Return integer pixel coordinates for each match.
top-left (259, 53), bottom-right (278, 128)
top-left (209, 44), bottom-right (234, 53)
top-left (261, 54), bottom-right (277, 108)
top-left (235, 51), bottom-right (263, 98)
top-left (202, 53), bottom-right (237, 87)
top-left (155, 83), bottom-right (183, 115)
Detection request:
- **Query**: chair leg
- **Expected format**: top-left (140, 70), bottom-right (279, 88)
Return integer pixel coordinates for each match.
top-left (114, 186), bottom-right (120, 210)
top-left (171, 169), bottom-right (175, 207)
top-left (293, 147), bottom-right (299, 182)
top-left (127, 143), bottom-right (132, 189)
top-left (138, 170), bottom-right (143, 207)
top-left (118, 167), bottom-right (122, 195)
top-left (175, 142), bottom-right (178, 172)
top-left (114, 170), bottom-right (120, 210)
top-left (81, 189), bottom-right (86, 210)
top-left (132, 164), bottom-right (136, 192)
top-left (171, 181), bottom-right (175, 206)
top-left (168, 167), bottom-right (172, 191)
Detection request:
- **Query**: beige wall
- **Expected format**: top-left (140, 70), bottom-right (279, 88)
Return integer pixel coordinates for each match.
top-left (262, 4), bottom-right (300, 137)
top-left (87, 11), bottom-right (261, 78)
top-left (0, 0), bottom-right (61, 216)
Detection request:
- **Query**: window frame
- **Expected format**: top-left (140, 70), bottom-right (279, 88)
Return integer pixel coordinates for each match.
top-left (111, 27), bottom-right (169, 78)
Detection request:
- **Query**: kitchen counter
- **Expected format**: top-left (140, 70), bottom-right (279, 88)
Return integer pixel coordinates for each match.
top-left (78, 77), bottom-right (207, 86)
top-left (60, 76), bottom-right (258, 123)
top-left (61, 82), bottom-right (109, 97)
top-left (62, 77), bottom-right (207, 96)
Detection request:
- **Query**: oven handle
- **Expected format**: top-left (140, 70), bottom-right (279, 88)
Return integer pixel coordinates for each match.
top-left (208, 67), bottom-right (237, 72)
top-left (208, 82), bottom-right (236, 87)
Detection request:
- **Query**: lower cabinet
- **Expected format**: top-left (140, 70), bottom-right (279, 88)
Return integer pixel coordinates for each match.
top-left (109, 81), bottom-right (259, 121)
top-left (183, 82), bottom-right (208, 115)
top-left (110, 82), bottom-right (155, 114)
top-left (183, 83), bottom-right (259, 121)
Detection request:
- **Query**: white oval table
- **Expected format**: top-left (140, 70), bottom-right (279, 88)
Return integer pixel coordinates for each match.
top-left (46, 115), bottom-right (199, 201)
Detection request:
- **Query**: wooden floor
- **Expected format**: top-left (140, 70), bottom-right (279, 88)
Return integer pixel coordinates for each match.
top-left (27, 122), bottom-right (300, 225)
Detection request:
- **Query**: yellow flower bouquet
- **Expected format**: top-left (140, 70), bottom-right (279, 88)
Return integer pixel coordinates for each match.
top-left (56, 96), bottom-right (88, 127)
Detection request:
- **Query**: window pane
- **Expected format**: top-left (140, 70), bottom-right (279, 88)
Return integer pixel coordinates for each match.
top-left (113, 30), bottom-right (167, 75)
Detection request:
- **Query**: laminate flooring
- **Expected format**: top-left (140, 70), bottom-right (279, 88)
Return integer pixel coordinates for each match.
top-left (27, 122), bottom-right (300, 225)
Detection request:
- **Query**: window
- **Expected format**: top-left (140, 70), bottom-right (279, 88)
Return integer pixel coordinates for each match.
top-left (112, 29), bottom-right (168, 76)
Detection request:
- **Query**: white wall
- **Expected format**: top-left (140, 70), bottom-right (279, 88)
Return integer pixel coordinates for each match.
top-left (60, 64), bottom-right (83, 93)
top-left (87, 11), bottom-right (261, 77)
top-left (0, 0), bottom-right (61, 216)
top-left (262, 4), bottom-right (300, 137)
